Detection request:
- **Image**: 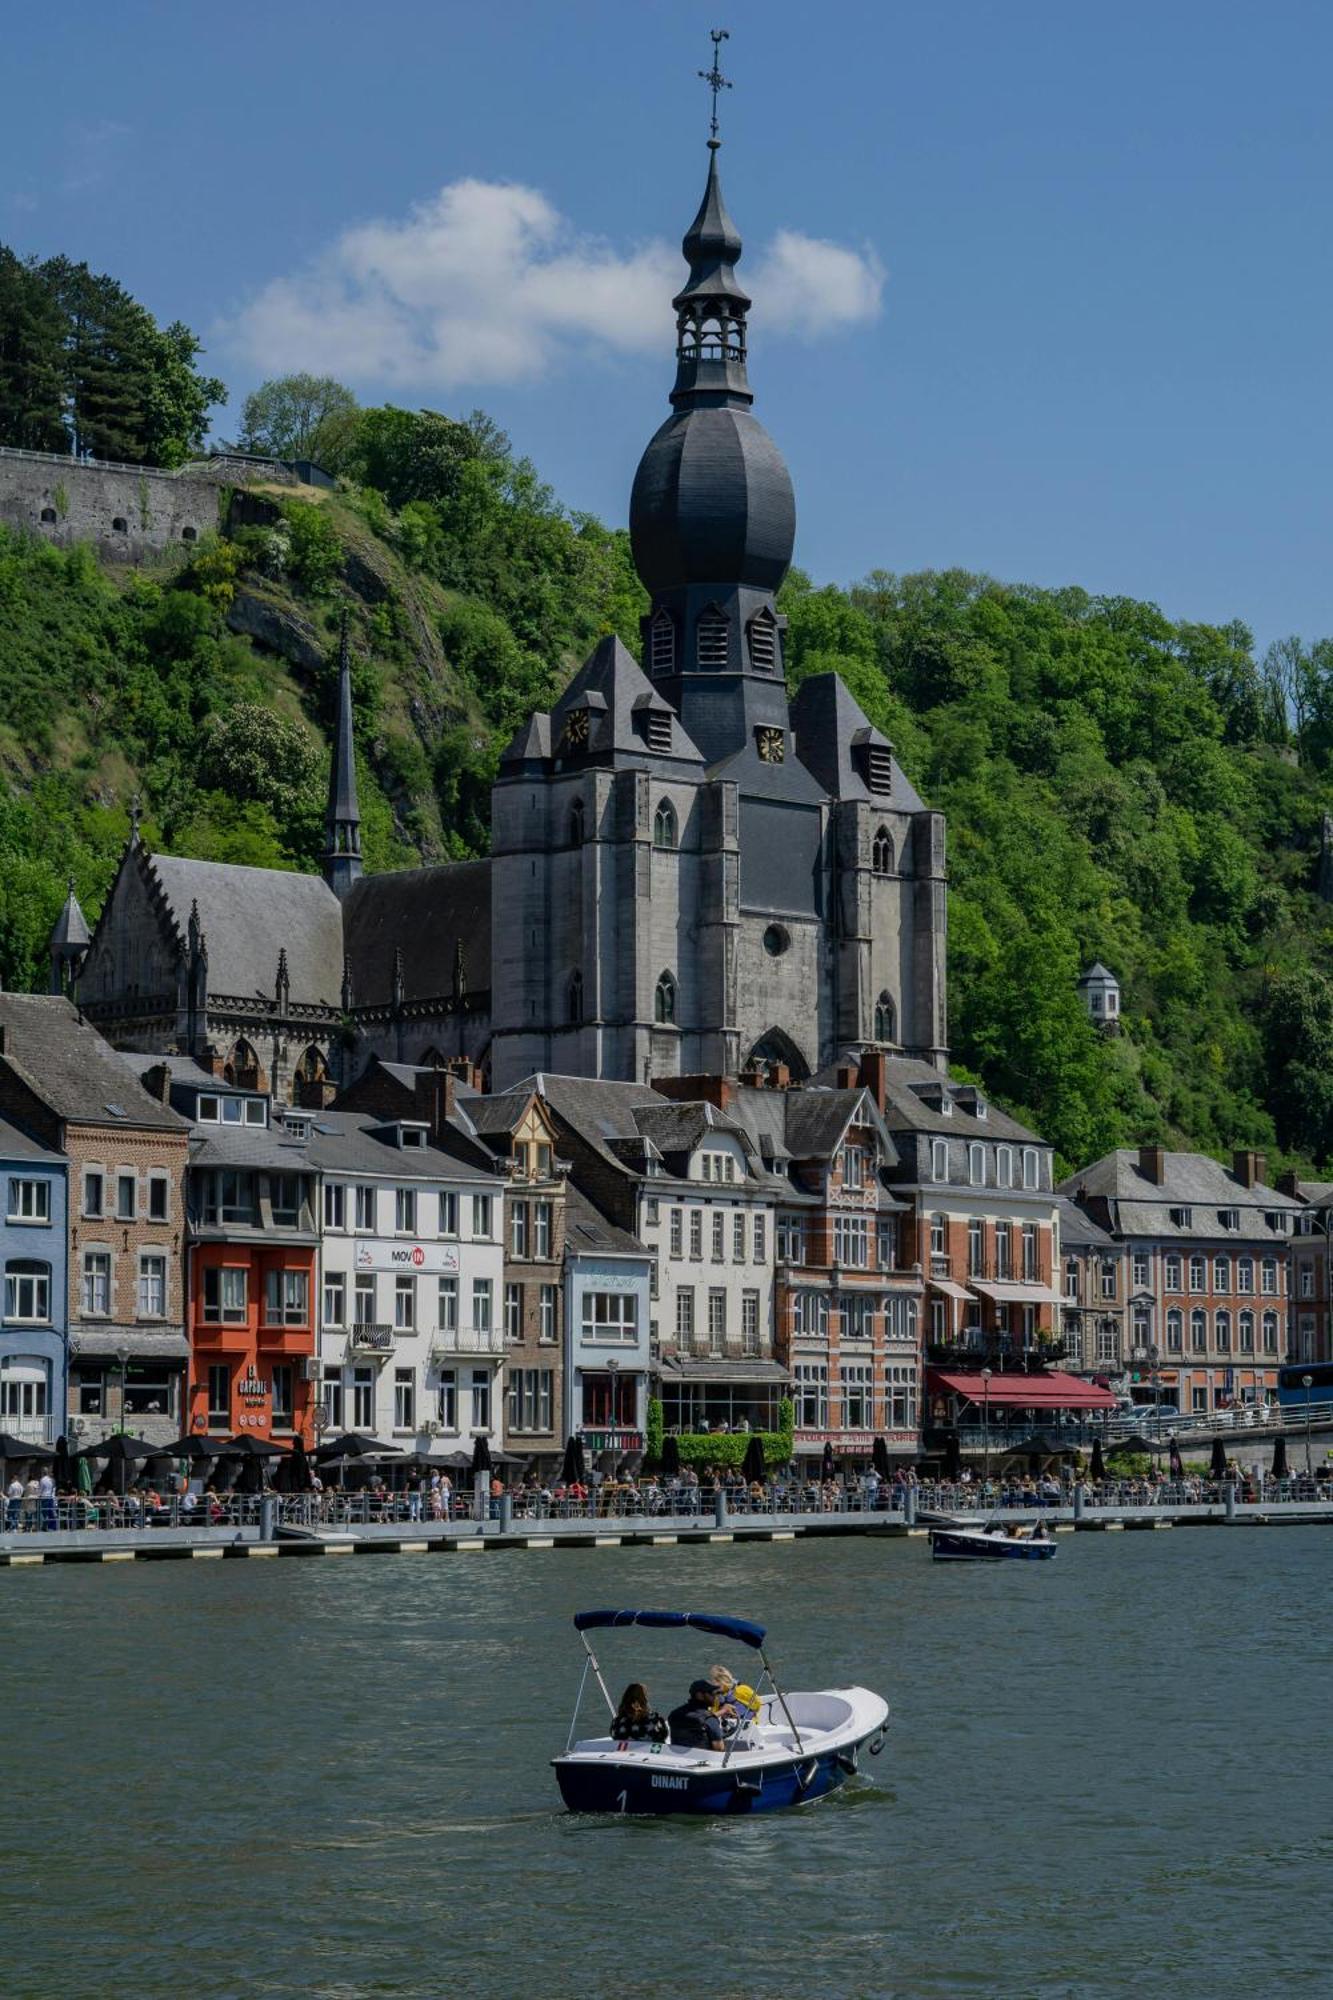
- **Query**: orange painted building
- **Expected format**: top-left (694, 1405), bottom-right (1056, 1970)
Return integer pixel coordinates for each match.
top-left (188, 1236), bottom-right (318, 1441)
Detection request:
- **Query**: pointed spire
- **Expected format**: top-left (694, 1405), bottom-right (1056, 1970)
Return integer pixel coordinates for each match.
top-left (391, 944), bottom-right (405, 1012)
top-left (49, 877), bottom-right (91, 994)
top-left (341, 952), bottom-right (354, 1015)
top-left (670, 31), bottom-right (751, 411)
top-left (275, 946), bottom-right (290, 1011)
top-left (452, 937), bottom-right (467, 1003)
top-left (323, 607), bottom-right (363, 899)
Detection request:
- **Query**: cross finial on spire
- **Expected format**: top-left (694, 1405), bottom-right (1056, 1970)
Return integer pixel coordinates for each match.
top-left (699, 27), bottom-right (731, 147)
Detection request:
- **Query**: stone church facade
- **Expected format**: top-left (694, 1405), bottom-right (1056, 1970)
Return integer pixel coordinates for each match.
top-left (70, 136), bottom-right (948, 1099)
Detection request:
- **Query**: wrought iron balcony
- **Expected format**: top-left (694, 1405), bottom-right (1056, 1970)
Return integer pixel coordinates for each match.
top-left (347, 1323), bottom-right (393, 1354)
top-left (431, 1325), bottom-right (506, 1358)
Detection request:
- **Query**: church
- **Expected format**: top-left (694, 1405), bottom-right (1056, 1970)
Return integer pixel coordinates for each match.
top-left (69, 129), bottom-right (949, 1100)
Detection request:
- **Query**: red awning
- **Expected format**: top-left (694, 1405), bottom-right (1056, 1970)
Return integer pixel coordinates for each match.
top-left (927, 1370), bottom-right (1117, 1411)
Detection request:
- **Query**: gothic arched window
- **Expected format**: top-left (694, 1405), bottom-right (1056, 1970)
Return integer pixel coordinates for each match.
top-left (872, 826), bottom-right (894, 875)
top-left (568, 798), bottom-right (585, 847)
top-left (567, 972), bottom-right (584, 1026)
top-left (874, 992), bottom-right (896, 1043)
top-left (747, 608), bottom-right (778, 673)
top-left (649, 608), bottom-right (675, 676)
top-left (294, 1045), bottom-right (327, 1085)
top-left (696, 605), bottom-right (729, 670)
top-left (654, 971), bottom-right (677, 1026)
top-left (224, 1039), bottom-right (261, 1090)
top-left (653, 799), bottom-right (677, 850)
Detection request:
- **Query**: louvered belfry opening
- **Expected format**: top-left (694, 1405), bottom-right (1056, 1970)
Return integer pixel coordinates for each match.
top-left (696, 606), bottom-right (729, 669)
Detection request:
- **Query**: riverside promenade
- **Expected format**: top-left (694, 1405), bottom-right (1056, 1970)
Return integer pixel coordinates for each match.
top-left (3, 1479), bottom-right (1332, 1565)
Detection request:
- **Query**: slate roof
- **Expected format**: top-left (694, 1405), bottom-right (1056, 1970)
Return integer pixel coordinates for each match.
top-left (1060, 1150), bottom-right (1300, 1242)
top-left (563, 1184), bottom-right (648, 1260)
top-left (1055, 1195), bottom-right (1116, 1251)
top-left (791, 674), bottom-right (928, 812)
top-left (116, 1050), bottom-right (263, 1104)
top-left (50, 883), bottom-right (91, 951)
top-left (148, 853), bottom-right (345, 1008)
top-left (302, 1108), bottom-right (494, 1183)
top-left (813, 1056), bottom-right (1045, 1146)
top-left (1077, 961), bottom-right (1118, 987)
top-left (548, 636), bottom-right (703, 767)
top-left (343, 858), bottom-right (490, 1009)
top-left (0, 1112), bottom-right (63, 1164)
top-left (0, 994), bottom-right (186, 1132)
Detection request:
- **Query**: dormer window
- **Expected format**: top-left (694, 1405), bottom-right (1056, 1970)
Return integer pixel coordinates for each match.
top-left (639, 706), bottom-right (672, 753)
top-left (866, 745), bottom-right (892, 794)
top-left (872, 827), bottom-right (894, 874)
top-left (747, 609), bottom-right (778, 673)
top-left (398, 1124), bottom-right (427, 1150)
top-left (649, 609), bottom-right (675, 676)
top-left (696, 606), bottom-right (729, 669)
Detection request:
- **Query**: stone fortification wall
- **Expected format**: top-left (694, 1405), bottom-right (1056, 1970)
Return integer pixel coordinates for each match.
top-left (0, 448), bottom-right (298, 562)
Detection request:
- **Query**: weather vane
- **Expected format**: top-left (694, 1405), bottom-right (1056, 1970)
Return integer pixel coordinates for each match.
top-left (699, 28), bottom-right (731, 146)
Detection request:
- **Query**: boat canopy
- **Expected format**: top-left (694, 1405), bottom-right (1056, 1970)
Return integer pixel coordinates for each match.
top-left (573, 1609), bottom-right (766, 1650)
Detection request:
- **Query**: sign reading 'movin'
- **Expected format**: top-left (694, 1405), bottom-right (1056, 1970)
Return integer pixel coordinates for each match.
top-left (354, 1243), bottom-right (461, 1274)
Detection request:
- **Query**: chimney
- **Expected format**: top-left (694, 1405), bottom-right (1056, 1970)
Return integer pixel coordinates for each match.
top-left (1233, 1149), bottom-right (1267, 1189)
top-left (1138, 1144), bottom-right (1165, 1185)
top-left (739, 1064), bottom-right (764, 1089)
top-left (1277, 1169), bottom-right (1302, 1199)
top-left (418, 1068), bottom-right (457, 1138)
top-left (769, 1062), bottom-right (791, 1091)
top-left (835, 1063), bottom-right (858, 1090)
top-left (143, 1062), bottom-right (172, 1105)
top-left (653, 1074), bottom-right (734, 1112)
top-left (858, 1049), bottom-right (887, 1113)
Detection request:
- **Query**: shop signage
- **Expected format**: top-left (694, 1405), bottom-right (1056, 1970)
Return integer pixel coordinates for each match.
top-left (354, 1243), bottom-right (461, 1274)
top-left (238, 1369), bottom-right (267, 1404)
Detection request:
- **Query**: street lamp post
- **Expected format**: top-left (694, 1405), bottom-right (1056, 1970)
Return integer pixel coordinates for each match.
top-left (1303, 1372), bottom-right (1313, 1479)
top-left (981, 1366), bottom-right (993, 1490)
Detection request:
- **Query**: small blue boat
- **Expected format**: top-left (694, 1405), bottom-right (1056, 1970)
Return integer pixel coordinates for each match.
top-left (552, 1608), bottom-right (889, 1817)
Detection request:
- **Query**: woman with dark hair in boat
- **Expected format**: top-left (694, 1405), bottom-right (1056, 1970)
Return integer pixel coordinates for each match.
top-left (611, 1682), bottom-right (668, 1742)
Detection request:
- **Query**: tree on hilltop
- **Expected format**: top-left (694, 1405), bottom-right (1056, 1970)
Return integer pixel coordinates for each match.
top-left (235, 374), bottom-right (360, 467)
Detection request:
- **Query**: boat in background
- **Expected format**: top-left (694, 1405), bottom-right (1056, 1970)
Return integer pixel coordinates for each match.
top-left (552, 1608), bottom-right (889, 1816)
top-left (929, 1521), bottom-right (1058, 1562)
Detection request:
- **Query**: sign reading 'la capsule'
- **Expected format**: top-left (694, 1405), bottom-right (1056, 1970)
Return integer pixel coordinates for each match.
top-left (353, 1242), bottom-right (461, 1274)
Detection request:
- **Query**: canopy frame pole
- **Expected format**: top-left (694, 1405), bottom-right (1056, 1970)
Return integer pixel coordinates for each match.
top-left (565, 1653), bottom-right (592, 1751)
top-left (579, 1630), bottom-right (616, 1722)
top-left (759, 1647), bottom-right (804, 1755)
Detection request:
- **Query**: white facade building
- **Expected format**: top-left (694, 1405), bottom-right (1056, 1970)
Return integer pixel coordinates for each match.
top-left (309, 1111), bottom-right (507, 1453)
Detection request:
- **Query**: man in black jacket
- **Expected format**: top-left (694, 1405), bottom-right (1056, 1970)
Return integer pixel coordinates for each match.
top-left (667, 1680), bottom-right (727, 1751)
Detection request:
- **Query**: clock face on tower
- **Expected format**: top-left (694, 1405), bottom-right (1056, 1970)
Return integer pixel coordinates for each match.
top-left (563, 707), bottom-right (590, 751)
top-left (756, 726), bottom-right (785, 764)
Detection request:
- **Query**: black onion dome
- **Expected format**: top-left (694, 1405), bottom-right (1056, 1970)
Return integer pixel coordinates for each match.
top-left (630, 405), bottom-right (796, 594)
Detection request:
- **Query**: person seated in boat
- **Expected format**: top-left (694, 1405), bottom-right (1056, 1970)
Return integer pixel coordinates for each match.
top-left (667, 1679), bottom-right (727, 1753)
top-left (708, 1664), bottom-right (762, 1734)
top-left (610, 1681), bottom-right (668, 1743)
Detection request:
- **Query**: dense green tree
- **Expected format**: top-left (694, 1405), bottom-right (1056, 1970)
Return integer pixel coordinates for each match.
top-left (235, 373), bottom-right (359, 465)
top-left (0, 247), bottom-right (67, 449)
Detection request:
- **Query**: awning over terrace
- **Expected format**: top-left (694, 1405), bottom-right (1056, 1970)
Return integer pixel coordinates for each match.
top-left (927, 1371), bottom-right (1117, 1411)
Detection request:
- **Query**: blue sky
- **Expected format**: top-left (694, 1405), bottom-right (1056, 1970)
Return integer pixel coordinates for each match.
top-left (6, 1), bottom-right (1333, 648)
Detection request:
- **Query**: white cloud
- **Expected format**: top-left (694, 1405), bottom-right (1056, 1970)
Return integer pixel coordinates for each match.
top-left (750, 230), bottom-right (887, 339)
top-left (223, 179), bottom-right (883, 391)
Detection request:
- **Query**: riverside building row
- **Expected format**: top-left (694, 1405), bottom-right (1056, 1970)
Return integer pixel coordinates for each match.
top-left (0, 995), bottom-right (1071, 1460)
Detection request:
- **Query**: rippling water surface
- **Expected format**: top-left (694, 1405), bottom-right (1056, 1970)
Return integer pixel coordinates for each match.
top-left (1, 1529), bottom-right (1330, 1998)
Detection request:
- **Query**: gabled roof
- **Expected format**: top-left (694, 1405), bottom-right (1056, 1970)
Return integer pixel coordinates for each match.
top-left (302, 1107), bottom-right (495, 1183)
top-left (791, 673), bottom-right (928, 811)
top-left (0, 994), bottom-right (186, 1133)
top-left (1062, 1150), bottom-right (1299, 1212)
top-left (343, 858), bottom-right (490, 1010)
top-left (548, 635), bottom-right (704, 767)
top-left (813, 1055), bottom-right (1045, 1146)
top-left (147, 852), bottom-right (345, 1008)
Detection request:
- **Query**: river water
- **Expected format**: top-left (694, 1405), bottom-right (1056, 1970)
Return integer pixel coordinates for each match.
top-left (2, 1530), bottom-right (1330, 1999)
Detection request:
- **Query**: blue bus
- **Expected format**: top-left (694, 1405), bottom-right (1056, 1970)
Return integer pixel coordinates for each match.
top-left (1276, 1363), bottom-right (1333, 1408)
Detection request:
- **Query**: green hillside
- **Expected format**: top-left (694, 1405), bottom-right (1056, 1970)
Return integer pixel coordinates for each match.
top-left (0, 388), bottom-right (1329, 1175)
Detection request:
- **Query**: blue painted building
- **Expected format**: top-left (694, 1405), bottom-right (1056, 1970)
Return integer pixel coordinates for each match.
top-left (0, 1115), bottom-right (68, 1447)
top-left (562, 1188), bottom-right (652, 1456)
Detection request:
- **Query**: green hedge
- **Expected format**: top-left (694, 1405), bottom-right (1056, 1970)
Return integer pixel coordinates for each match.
top-left (644, 1397), bottom-right (794, 1471)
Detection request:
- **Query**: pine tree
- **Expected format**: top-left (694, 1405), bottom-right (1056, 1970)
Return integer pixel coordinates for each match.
top-left (0, 247), bottom-right (67, 451)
